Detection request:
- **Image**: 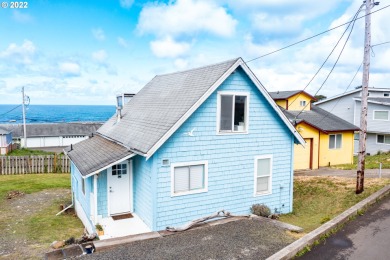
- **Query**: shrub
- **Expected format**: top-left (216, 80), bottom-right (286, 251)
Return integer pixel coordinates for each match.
top-left (250, 203), bottom-right (271, 217)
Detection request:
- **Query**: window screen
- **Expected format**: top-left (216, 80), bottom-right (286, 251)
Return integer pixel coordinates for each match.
top-left (173, 164), bottom-right (205, 194)
top-left (256, 158), bottom-right (271, 194)
top-left (329, 134), bottom-right (342, 149)
top-left (220, 95), bottom-right (233, 131)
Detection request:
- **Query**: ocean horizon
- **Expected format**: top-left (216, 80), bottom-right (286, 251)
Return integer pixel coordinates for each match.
top-left (0, 104), bottom-right (116, 124)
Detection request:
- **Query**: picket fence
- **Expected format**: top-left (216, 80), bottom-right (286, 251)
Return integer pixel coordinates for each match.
top-left (0, 155), bottom-right (70, 174)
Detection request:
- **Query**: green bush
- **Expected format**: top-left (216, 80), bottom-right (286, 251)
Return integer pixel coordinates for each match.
top-left (250, 203), bottom-right (271, 217)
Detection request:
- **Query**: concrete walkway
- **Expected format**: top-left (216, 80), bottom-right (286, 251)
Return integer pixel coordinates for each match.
top-left (295, 167), bottom-right (390, 178)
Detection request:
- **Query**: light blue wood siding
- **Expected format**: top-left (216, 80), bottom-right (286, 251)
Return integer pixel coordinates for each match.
top-left (152, 67), bottom-right (294, 231)
top-left (71, 162), bottom-right (93, 227)
top-left (133, 155), bottom-right (154, 229)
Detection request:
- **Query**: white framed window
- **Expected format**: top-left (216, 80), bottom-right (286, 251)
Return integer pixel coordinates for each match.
top-left (377, 134), bottom-right (390, 145)
top-left (171, 161), bottom-right (208, 197)
top-left (254, 155), bottom-right (272, 196)
top-left (217, 92), bottom-right (249, 134)
top-left (299, 100), bottom-right (307, 107)
top-left (373, 110), bottom-right (389, 121)
top-left (112, 163), bottom-right (127, 178)
top-left (329, 134), bottom-right (342, 149)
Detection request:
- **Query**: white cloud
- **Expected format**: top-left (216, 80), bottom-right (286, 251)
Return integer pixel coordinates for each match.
top-left (117, 37), bottom-right (128, 48)
top-left (174, 58), bottom-right (189, 70)
top-left (150, 37), bottom-right (191, 58)
top-left (92, 28), bottom-right (105, 41)
top-left (59, 62), bottom-right (81, 77)
top-left (119, 0), bottom-right (134, 9)
top-left (12, 10), bottom-right (33, 23)
top-left (92, 50), bottom-right (108, 63)
top-left (137, 0), bottom-right (237, 38)
top-left (252, 13), bottom-right (305, 36)
top-left (0, 40), bottom-right (36, 64)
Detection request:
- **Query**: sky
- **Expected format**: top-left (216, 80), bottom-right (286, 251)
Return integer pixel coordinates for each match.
top-left (0, 0), bottom-right (389, 105)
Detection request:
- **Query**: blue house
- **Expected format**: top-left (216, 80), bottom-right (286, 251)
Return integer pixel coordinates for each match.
top-left (66, 58), bottom-right (304, 238)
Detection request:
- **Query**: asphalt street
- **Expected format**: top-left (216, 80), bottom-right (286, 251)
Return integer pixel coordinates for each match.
top-left (299, 194), bottom-right (390, 260)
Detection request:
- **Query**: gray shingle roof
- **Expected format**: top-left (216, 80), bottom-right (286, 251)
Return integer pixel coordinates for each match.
top-left (65, 134), bottom-right (133, 177)
top-left (0, 126), bottom-right (11, 135)
top-left (0, 122), bottom-right (102, 138)
top-left (282, 105), bottom-right (360, 132)
top-left (269, 90), bottom-right (302, 100)
top-left (98, 58), bottom-right (240, 154)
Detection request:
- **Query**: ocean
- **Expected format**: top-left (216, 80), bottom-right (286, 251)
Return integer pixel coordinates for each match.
top-left (0, 105), bottom-right (116, 124)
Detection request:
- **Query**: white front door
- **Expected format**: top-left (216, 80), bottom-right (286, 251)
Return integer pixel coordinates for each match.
top-left (108, 161), bottom-right (132, 215)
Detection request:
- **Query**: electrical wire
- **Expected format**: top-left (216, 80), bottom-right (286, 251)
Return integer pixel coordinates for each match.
top-left (245, 3), bottom-right (390, 63)
top-left (286, 4), bottom-right (364, 110)
top-left (294, 3), bottom-right (360, 120)
top-left (0, 104), bottom-right (22, 118)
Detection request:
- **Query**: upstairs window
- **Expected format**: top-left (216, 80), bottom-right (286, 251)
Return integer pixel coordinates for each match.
top-left (218, 92), bottom-right (249, 133)
top-left (329, 134), bottom-right (342, 149)
top-left (374, 111), bottom-right (389, 121)
top-left (299, 100), bottom-right (307, 107)
top-left (384, 93), bottom-right (389, 97)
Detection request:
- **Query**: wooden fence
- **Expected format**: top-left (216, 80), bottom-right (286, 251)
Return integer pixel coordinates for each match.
top-left (0, 155), bottom-right (70, 174)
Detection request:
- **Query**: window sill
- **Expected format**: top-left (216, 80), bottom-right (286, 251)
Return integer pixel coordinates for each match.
top-left (217, 131), bottom-right (248, 135)
top-left (254, 191), bottom-right (272, 197)
top-left (171, 188), bottom-right (207, 197)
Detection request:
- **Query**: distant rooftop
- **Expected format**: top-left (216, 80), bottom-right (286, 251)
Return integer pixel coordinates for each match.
top-left (0, 122), bottom-right (102, 138)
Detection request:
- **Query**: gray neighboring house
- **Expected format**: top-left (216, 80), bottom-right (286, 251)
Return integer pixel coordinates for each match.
top-left (0, 126), bottom-right (13, 155)
top-left (0, 122), bottom-right (102, 149)
top-left (315, 87), bottom-right (390, 154)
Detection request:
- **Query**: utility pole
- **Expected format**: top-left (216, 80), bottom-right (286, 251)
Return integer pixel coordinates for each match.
top-left (356, 0), bottom-right (375, 194)
top-left (22, 86), bottom-right (27, 148)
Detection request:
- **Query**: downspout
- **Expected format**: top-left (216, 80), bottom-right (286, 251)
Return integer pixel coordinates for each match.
top-left (289, 133), bottom-right (294, 213)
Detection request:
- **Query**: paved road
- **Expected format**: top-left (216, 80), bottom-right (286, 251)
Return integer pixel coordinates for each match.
top-left (299, 194), bottom-right (390, 260)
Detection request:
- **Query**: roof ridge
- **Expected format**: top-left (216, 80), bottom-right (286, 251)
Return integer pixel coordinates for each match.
top-left (155, 57), bottom-right (241, 77)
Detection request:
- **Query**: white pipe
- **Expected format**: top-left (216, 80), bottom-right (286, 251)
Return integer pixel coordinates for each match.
top-left (56, 203), bottom-right (74, 216)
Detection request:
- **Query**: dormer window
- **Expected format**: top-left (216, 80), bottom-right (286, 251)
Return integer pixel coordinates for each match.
top-left (300, 100), bottom-right (306, 107)
top-left (217, 92), bottom-right (249, 134)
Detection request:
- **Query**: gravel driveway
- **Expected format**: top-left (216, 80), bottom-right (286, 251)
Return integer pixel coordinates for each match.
top-left (85, 218), bottom-right (296, 260)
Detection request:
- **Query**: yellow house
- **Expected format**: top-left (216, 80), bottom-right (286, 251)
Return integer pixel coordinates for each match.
top-left (270, 90), bottom-right (359, 170)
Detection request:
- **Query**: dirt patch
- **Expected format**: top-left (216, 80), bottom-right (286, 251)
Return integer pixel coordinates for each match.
top-left (0, 189), bottom-right (70, 260)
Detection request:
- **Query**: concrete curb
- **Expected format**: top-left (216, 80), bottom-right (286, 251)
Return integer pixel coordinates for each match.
top-left (266, 184), bottom-right (390, 260)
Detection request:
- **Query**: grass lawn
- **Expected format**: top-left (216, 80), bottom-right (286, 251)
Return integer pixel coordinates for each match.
top-left (0, 173), bottom-right (70, 198)
top-left (0, 174), bottom-right (84, 259)
top-left (7, 148), bottom-right (55, 156)
top-left (280, 176), bottom-right (390, 232)
top-left (332, 151), bottom-right (390, 170)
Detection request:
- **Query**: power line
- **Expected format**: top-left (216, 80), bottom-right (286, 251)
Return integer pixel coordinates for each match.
top-left (287, 4), bottom-right (363, 110)
top-left (294, 2), bottom-right (360, 120)
top-left (0, 104), bottom-right (22, 118)
top-left (314, 40), bottom-right (388, 125)
top-left (245, 4), bottom-right (390, 63)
